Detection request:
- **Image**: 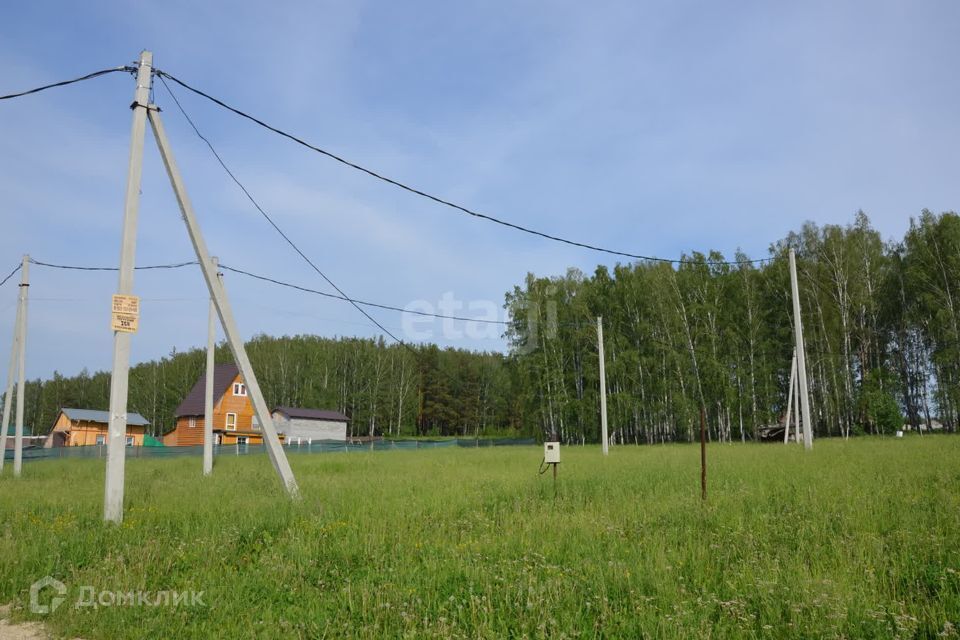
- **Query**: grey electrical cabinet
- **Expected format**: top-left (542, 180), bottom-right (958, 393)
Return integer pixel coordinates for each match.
top-left (544, 441), bottom-right (560, 464)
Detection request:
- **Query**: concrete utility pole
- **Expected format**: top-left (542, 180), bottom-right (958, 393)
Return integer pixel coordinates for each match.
top-left (784, 349), bottom-right (796, 444)
top-left (596, 317), bottom-right (609, 455)
top-left (148, 109), bottom-right (299, 497)
top-left (699, 405), bottom-right (707, 501)
top-left (788, 248), bottom-right (813, 450)
top-left (203, 256), bottom-right (221, 476)
top-left (13, 255), bottom-right (29, 476)
top-left (104, 51), bottom-right (152, 523)
top-left (0, 304), bottom-right (19, 471)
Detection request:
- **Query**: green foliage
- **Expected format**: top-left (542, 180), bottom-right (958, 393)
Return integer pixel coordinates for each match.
top-left (506, 210), bottom-right (960, 442)
top-left (0, 438), bottom-right (958, 638)
top-left (857, 370), bottom-right (903, 434)
top-left (9, 336), bottom-right (521, 440)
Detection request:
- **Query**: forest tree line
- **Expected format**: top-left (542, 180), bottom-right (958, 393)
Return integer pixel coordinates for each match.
top-left (12, 337), bottom-right (516, 440)
top-left (5, 210), bottom-right (958, 443)
top-left (505, 210), bottom-right (958, 443)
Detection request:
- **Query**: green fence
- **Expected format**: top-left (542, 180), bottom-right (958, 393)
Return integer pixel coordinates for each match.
top-left (5, 437), bottom-right (537, 463)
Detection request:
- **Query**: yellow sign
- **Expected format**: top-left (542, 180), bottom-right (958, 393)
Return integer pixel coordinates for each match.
top-left (111, 294), bottom-right (140, 333)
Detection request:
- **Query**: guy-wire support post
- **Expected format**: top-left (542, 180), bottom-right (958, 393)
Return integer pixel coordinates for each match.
top-left (788, 248), bottom-right (813, 450)
top-left (203, 256), bottom-right (221, 476)
top-left (784, 349), bottom-right (796, 444)
top-left (597, 316), bottom-right (609, 455)
top-left (0, 304), bottom-right (20, 471)
top-left (793, 367), bottom-right (801, 443)
top-left (104, 51), bottom-right (152, 523)
top-left (147, 109), bottom-right (299, 497)
top-left (13, 255), bottom-right (29, 477)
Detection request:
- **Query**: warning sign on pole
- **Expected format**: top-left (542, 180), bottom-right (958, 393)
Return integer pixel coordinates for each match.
top-left (111, 294), bottom-right (140, 333)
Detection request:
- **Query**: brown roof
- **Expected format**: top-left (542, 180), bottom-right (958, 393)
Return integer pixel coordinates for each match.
top-left (273, 406), bottom-right (349, 422)
top-left (174, 363), bottom-right (240, 417)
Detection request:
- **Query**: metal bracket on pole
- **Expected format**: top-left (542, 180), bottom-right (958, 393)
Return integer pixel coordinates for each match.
top-left (203, 256), bottom-right (220, 476)
top-left (597, 316), bottom-right (609, 455)
top-left (147, 109), bottom-right (299, 498)
top-left (104, 50), bottom-right (152, 523)
top-left (13, 255), bottom-right (29, 476)
top-left (789, 248), bottom-right (813, 450)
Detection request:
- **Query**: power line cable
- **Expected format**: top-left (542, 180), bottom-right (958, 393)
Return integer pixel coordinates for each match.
top-left (0, 66), bottom-right (134, 101)
top-left (22, 258), bottom-right (947, 358)
top-left (219, 264), bottom-right (508, 325)
top-left (0, 264), bottom-right (22, 288)
top-left (155, 69), bottom-right (769, 267)
top-left (157, 75), bottom-right (410, 347)
top-left (27, 256), bottom-right (509, 326)
top-left (29, 259), bottom-right (198, 271)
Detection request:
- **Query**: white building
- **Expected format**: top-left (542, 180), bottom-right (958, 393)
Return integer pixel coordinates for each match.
top-left (271, 407), bottom-right (349, 443)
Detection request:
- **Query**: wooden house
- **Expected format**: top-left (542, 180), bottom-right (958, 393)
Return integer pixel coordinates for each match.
top-left (164, 363), bottom-right (266, 446)
top-left (272, 407), bottom-right (349, 443)
top-left (44, 408), bottom-right (149, 447)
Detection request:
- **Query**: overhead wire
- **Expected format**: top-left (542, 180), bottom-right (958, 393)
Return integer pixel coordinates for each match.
top-left (0, 66), bottom-right (135, 101)
top-left (27, 257), bottom-right (509, 326)
top-left (154, 69), bottom-right (770, 267)
top-left (22, 258), bottom-right (948, 358)
top-left (157, 74), bottom-right (411, 347)
top-left (28, 259), bottom-right (198, 271)
top-left (219, 264), bottom-right (508, 325)
top-left (0, 264), bottom-right (22, 288)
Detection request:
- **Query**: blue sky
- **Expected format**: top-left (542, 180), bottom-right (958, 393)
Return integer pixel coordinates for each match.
top-left (1, 0), bottom-right (958, 381)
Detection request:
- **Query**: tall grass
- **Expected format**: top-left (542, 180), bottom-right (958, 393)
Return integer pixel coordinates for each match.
top-left (1, 437), bottom-right (958, 638)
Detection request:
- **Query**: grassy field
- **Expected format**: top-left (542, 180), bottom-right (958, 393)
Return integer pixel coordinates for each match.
top-left (1, 437), bottom-right (958, 639)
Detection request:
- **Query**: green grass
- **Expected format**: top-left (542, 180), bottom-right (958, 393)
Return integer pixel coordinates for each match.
top-left (1, 437), bottom-right (958, 639)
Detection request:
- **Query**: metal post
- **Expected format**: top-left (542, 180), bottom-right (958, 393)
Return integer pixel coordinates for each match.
top-left (12, 256), bottom-right (29, 476)
top-left (784, 349), bottom-right (796, 444)
top-left (147, 109), bottom-right (299, 498)
top-left (203, 256), bottom-right (220, 476)
top-left (104, 51), bottom-right (152, 522)
top-left (597, 317), bottom-right (609, 455)
top-left (788, 249), bottom-right (813, 450)
top-left (0, 306), bottom-right (20, 471)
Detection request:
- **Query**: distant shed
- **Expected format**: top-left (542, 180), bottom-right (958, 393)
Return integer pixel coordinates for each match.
top-left (45, 408), bottom-right (149, 447)
top-left (271, 407), bottom-right (349, 442)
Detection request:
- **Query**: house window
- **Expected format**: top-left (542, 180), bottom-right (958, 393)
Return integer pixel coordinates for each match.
top-left (252, 417), bottom-right (261, 431)
top-left (96, 434), bottom-right (106, 446)
top-left (188, 417), bottom-right (197, 429)
top-left (237, 436), bottom-right (248, 446)
top-left (125, 436), bottom-right (135, 447)
top-left (233, 382), bottom-right (247, 397)
top-left (225, 413), bottom-right (237, 431)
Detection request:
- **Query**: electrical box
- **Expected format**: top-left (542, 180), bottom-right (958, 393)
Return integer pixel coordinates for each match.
top-left (544, 441), bottom-right (560, 464)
